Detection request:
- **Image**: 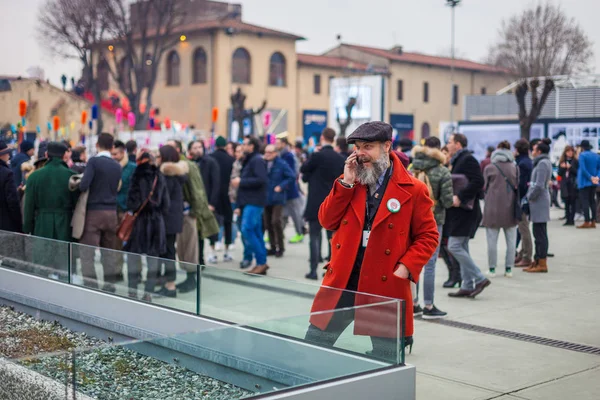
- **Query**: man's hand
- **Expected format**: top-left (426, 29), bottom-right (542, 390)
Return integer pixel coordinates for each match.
top-left (208, 205), bottom-right (215, 212)
top-left (560, 162), bottom-right (567, 168)
top-left (393, 263), bottom-right (409, 279)
top-left (452, 195), bottom-right (461, 208)
top-left (592, 176), bottom-right (600, 185)
top-left (234, 208), bottom-right (241, 216)
top-left (274, 186), bottom-right (282, 193)
top-left (343, 152), bottom-right (358, 185)
top-left (231, 177), bottom-right (241, 188)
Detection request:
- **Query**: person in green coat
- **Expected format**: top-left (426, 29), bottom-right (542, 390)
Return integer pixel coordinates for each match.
top-left (23, 142), bottom-right (79, 240)
top-left (23, 142), bottom-right (79, 277)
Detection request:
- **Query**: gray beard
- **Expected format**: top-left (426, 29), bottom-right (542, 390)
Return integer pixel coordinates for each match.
top-left (356, 154), bottom-right (389, 193)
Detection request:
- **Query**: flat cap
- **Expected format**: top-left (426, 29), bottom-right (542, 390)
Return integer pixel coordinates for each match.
top-left (346, 121), bottom-right (393, 144)
top-left (46, 141), bottom-right (68, 158)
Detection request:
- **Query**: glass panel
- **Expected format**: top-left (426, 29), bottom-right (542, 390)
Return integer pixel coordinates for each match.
top-left (6, 306), bottom-right (398, 399)
top-left (70, 243), bottom-right (198, 314)
top-left (0, 230), bottom-right (70, 283)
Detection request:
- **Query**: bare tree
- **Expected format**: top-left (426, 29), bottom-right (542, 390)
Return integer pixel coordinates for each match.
top-left (37, 0), bottom-right (109, 134)
top-left (487, 2), bottom-right (594, 77)
top-left (26, 66), bottom-right (45, 80)
top-left (100, 0), bottom-right (185, 130)
top-left (336, 97), bottom-right (357, 137)
top-left (516, 78), bottom-right (555, 139)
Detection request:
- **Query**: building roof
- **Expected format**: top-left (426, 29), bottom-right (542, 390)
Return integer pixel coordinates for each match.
top-left (177, 18), bottom-right (305, 41)
top-left (341, 44), bottom-right (509, 74)
top-left (297, 53), bottom-right (386, 73)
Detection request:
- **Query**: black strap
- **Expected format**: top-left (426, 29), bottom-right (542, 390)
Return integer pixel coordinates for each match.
top-left (492, 163), bottom-right (517, 192)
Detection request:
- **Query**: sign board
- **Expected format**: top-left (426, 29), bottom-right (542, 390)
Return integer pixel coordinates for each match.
top-left (390, 114), bottom-right (414, 140)
top-left (548, 121), bottom-right (600, 164)
top-left (457, 123), bottom-right (544, 161)
top-left (303, 109), bottom-right (328, 145)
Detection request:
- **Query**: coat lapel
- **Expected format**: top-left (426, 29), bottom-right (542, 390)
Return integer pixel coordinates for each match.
top-left (351, 185), bottom-right (367, 222)
top-left (372, 153), bottom-right (413, 230)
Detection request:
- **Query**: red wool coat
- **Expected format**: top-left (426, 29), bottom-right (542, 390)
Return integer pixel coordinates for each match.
top-left (309, 152), bottom-right (439, 338)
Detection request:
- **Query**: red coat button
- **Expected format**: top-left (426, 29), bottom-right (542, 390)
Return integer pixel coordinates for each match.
top-left (381, 276), bottom-right (387, 282)
top-left (336, 243), bottom-right (341, 249)
top-left (385, 249), bottom-right (391, 255)
top-left (388, 223), bottom-right (394, 229)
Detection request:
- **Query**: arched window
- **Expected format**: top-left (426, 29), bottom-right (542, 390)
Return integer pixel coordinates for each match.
top-left (192, 47), bottom-right (207, 84)
top-left (232, 47), bottom-right (250, 84)
top-left (166, 51), bottom-right (180, 86)
top-left (119, 57), bottom-right (132, 89)
top-left (269, 52), bottom-right (286, 87)
top-left (421, 122), bottom-right (431, 139)
top-left (97, 59), bottom-right (109, 91)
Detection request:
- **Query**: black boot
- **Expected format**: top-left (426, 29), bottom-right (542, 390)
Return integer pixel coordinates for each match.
top-left (176, 272), bottom-right (197, 293)
top-left (443, 259), bottom-right (462, 288)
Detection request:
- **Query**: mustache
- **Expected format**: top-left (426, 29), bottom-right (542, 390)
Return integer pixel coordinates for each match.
top-left (357, 156), bottom-right (372, 164)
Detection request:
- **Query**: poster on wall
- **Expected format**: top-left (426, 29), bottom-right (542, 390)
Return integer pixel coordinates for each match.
top-left (390, 114), bottom-right (414, 140)
top-left (457, 123), bottom-right (544, 161)
top-left (303, 110), bottom-right (328, 145)
top-left (548, 122), bottom-right (600, 164)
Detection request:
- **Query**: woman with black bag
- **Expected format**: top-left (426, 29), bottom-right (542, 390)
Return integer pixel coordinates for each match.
top-left (557, 146), bottom-right (579, 226)
top-left (124, 152), bottom-right (170, 301)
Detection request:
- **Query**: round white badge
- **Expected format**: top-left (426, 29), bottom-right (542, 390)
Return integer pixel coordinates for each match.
top-left (387, 198), bottom-right (401, 213)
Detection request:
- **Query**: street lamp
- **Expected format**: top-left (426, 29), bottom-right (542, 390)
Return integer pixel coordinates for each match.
top-left (446, 0), bottom-right (460, 126)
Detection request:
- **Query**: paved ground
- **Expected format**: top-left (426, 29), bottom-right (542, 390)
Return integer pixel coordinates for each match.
top-left (206, 207), bottom-right (600, 400)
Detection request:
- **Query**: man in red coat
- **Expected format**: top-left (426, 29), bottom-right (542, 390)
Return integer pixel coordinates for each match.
top-left (305, 122), bottom-right (439, 358)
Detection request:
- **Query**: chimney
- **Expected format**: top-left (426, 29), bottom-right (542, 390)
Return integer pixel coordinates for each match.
top-left (391, 46), bottom-right (403, 55)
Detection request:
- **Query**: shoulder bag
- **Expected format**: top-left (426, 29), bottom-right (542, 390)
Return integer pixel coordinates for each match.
top-left (117, 176), bottom-right (158, 242)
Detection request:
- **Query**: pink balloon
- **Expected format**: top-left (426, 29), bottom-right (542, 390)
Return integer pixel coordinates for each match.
top-left (127, 112), bottom-right (136, 128)
top-left (115, 108), bottom-right (123, 124)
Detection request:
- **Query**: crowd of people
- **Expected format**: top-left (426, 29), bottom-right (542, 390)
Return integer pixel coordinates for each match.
top-left (0, 127), bottom-right (598, 316)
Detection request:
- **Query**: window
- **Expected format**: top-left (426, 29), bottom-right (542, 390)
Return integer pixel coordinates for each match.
top-left (481, 87), bottom-right (487, 95)
top-left (97, 59), bottom-right (109, 91)
top-left (232, 47), bottom-right (251, 84)
top-left (119, 57), bottom-right (132, 89)
top-left (313, 74), bottom-right (321, 94)
top-left (269, 52), bottom-right (286, 87)
top-left (452, 84), bottom-right (459, 105)
top-left (421, 122), bottom-right (431, 139)
top-left (397, 80), bottom-right (404, 101)
top-left (166, 51), bottom-right (180, 86)
top-left (192, 47), bottom-right (207, 84)
top-left (423, 82), bottom-right (429, 103)
top-left (328, 75), bottom-right (335, 95)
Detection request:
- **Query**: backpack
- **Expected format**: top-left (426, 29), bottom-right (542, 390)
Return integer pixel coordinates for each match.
top-left (413, 169), bottom-right (437, 210)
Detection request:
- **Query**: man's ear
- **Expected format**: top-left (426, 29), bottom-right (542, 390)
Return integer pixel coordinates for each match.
top-left (384, 141), bottom-right (392, 153)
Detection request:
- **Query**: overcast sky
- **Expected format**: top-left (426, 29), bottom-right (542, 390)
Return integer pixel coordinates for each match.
top-left (1, 0), bottom-right (598, 86)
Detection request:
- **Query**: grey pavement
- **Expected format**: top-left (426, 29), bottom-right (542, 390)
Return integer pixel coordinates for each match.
top-left (209, 208), bottom-right (600, 400)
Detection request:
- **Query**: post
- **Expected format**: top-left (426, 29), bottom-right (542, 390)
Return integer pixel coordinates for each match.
top-left (196, 263), bottom-right (201, 315)
top-left (450, 3), bottom-right (456, 126)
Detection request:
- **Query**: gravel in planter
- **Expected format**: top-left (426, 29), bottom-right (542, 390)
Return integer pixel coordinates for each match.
top-left (0, 306), bottom-right (252, 399)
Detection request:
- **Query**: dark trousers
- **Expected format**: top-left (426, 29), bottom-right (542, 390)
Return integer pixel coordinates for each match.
top-left (308, 220), bottom-right (333, 274)
top-left (79, 210), bottom-right (118, 287)
top-left (162, 234), bottom-right (177, 282)
top-left (532, 223), bottom-right (548, 260)
top-left (222, 218), bottom-right (233, 246)
top-left (304, 290), bottom-right (397, 360)
top-left (264, 205), bottom-right (284, 252)
top-left (563, 197), bottom-right (577, 224)
top-left (579, 186), bottom-right (597, 223)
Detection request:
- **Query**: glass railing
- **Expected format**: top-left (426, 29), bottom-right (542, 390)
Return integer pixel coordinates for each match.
top-left (3, 306), bottom-right (402, 399)
top-left (0, 229), bottom-right (406, 365)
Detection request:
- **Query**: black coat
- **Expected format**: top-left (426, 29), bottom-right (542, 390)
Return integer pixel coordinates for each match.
top-left (558, 158), bottom-right (579, 200)
top-left (446, 150), bottom-right (484, 238)
top-left (0, 159), bottom-right (22, 232)
top-left (300, 145), bottom-right (345, 221)
top-left (124, 163), bottom-right (170, 257)
top-left (160, 161), bottom-right (188, 235)
top-left (210, 149), bottom-right (234, 219)
top-left (197, 155), bottom-right (220, 209)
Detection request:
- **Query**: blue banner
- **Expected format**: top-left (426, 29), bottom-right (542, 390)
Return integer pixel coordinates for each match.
top-left (389, 113), bottom-right (414, 136)
top-left (303, 110), bottom-right (328, 145)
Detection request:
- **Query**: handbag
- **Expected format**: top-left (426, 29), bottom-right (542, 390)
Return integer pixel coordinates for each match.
top-left (451, 174), bottom-right (475, 210)
top-left (492, 163), bottom-right (522, 221)
top-left (117, 176), bottom-right (158, 242)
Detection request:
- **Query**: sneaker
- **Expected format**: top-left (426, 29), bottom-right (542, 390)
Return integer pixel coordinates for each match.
top-left (289, 234), bottom-right (304, 244)
top-left (223, 253), bottom-right (234, 262)
top-left (413, 305), bottom-right (423, 317)
top-left (422, 305), bottom-right (447, 320)
top-left (487, 269), bottom-right (496, 277)
top-left (207, 254), bottom-right (218, 264)
top-left (240, 260), bottom-right (252, 269)
top-left (504, 269), bottom-right (513, 278)
top-left (215, 242), bottom-right (224, 252)
top-left (229, 244), bottom-right (236, 251)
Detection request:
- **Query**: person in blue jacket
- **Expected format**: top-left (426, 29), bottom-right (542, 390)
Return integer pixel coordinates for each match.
top-left (263, 144), bottom-right (295, 258)
top-left (576, 140), bottom-right (600, 229)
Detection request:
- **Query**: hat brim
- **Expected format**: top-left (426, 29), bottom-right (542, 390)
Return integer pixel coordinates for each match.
top-left (346, 137), bottom-right (390, 145)
top-left (0, 149), bottom-right (12, 156)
